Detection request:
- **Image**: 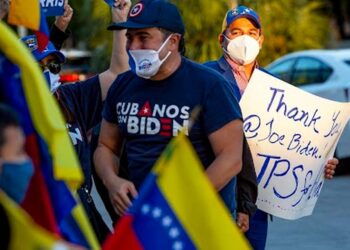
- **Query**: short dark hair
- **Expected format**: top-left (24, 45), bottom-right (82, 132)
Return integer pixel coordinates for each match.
top-left (0, 104), bottom-right (20, 148)
top-left (159, 28), bottom-right (186, 56)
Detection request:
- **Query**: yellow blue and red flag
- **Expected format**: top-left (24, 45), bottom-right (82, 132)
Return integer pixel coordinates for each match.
top-left (0, 22), bottom-right (99, 249)
top-left (103, 133), bottom-right (251, 250)
top-left (8, 0), bottom-right (49, 51)
top-left (0, 191), bottom-right (64, 250)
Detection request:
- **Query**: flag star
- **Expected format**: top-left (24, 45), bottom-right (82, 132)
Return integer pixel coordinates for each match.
top-left (141, 204), bottom-right (150, 214)
top-left (152, 207), bottom-right (162, 218)
top-left (169, 227), bottom-right (179, 238)
top-left (173, 241), bottom-right (183, 250)
top-left (143, 107), bottom-right (148, 113)
top-left (162, 216), bottom-right (172, 227)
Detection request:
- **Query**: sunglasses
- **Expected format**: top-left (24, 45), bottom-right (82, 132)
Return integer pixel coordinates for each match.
top-left (39, 61), bottom-right (62, 74)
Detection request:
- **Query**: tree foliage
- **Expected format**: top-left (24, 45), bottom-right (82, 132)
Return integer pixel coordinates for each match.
top-left (69, 0), bottom-right (112, 72)
top-left (67, 0), bottom-right (333, 71)
top-left (328, 0), bottom-right (350, 39)
top-left (174, 0), bottom-right (332, 65)
top-left (254, 0), bottom-right (332, 66)
top-left (172, 0), bottom-right (230, 62)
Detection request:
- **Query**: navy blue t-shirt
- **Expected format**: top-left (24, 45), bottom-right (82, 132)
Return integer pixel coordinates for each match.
top-left (57, 75), bottom-right (102, 188)
top-left (103, 57), bottom-right (242, 189)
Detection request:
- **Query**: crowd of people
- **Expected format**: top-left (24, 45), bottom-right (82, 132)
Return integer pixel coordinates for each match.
top-left (0, 0), bottom-right (340, 249)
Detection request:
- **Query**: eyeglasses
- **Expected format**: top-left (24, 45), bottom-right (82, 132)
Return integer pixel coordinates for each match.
top-left (39, 61), bottom-right (62, 74)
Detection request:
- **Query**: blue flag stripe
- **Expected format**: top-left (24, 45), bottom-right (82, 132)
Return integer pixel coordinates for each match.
top-left (130, 173), bottom-right (196, 250)
top-left (0, 53), bottom-right (35, 135)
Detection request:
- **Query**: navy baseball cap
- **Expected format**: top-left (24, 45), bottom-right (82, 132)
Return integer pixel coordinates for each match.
top-left (108, 0), bottom-right (185, 34)
top-left (222, 5), bottom-right (261, 31)
top-left (21, 35), bottom-right (65, 63)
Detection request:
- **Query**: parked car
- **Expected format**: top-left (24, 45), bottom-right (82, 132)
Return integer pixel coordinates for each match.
top-left (266, 49), bottom-right (350, 171)
top-left (60, 49), bottom-right (94, 83)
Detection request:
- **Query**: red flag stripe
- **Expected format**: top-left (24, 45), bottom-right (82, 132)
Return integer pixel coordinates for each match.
top-left (22, 134), bottom-right (60, 235)
top-left (34, 30), bottom-right (49, 52)
top-left (103, 215), bottom-right (143, 250)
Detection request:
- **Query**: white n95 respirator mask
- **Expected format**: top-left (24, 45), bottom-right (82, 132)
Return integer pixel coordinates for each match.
top-left (224, 35), bottom-right (260, 65)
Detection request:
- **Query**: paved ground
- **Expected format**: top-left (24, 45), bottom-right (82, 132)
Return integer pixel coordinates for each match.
top-left (266, 175), bottom-right (350, 250)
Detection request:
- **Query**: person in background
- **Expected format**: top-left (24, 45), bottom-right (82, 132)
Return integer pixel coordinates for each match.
top-left (205, 5), bottom-right (339, 249)
top-left (20, 0), bottom-right (131, 243)
top-left (0, 103), bottom-right (85, 250)
top-left (0, 104), bottom-right (34, 205)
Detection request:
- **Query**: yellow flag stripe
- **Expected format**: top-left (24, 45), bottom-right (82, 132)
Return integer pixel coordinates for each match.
top-left (155, 134), bottom-right (251, 249)
top-left (0, 22), bottom-right (82, 189)
top-left (8, 0), bottom-right (40, 30)
top-left (72, 203), bottom-right (100, 250)
top-left (0, 192), bottom-right (58, 250)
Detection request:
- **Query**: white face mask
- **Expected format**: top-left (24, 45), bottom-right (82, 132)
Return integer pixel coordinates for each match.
top-left (224, 35), bottom-right (260, 65)
top-left (44, 69), bottom-right (61, 93)
top-left (128, 35), bottom-right (172, 79)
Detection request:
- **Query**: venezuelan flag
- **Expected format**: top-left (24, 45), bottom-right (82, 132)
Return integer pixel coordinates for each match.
top-left (0, 22), bottom-right (99, 249)
top-left (0, 23), bottom-right (59, 235)
top-left (103, 133), bottom-right (251, 250)
top-left (8, 0), bottom-right (49, 50)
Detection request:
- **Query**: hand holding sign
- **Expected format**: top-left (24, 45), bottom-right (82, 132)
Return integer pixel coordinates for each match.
top-left (324, 158), bottom-right (338, 179)
top-left (54, 0), bottom-right (73, 32)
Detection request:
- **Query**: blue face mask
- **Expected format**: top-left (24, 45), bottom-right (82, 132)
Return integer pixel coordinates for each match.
top-left (0, 160), bottom-right (34, 204)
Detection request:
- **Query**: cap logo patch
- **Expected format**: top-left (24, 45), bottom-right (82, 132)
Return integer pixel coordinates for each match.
top-left (232, 9), bottom-right (239, 16)
top-left (24, 37), bottom-right (38, 52)
top-left (129, 2), bottom-right (143, 17)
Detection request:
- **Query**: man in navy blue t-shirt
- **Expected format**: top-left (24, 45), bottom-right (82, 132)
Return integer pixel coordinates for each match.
top-left (94, 0), bottom-right (244, 218)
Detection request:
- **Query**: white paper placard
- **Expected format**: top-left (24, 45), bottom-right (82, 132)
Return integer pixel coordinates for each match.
top-left (240, 69), bottom-right (350, 220)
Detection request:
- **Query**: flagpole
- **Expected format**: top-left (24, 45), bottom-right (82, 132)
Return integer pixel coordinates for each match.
top-left (188, 106), bottom-right (201, 133)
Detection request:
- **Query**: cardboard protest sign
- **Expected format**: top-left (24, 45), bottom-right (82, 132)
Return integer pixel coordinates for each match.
top-left (240, 69), bottom-right (350, 220)
top-left (40, 0), bottom-right (64, 16)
